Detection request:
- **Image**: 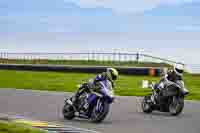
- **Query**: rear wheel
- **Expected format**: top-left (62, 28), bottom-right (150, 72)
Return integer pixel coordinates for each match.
top-left (169, 96), bottom-right (184, 116)
top-left (141, 95), bottom-right (153, 113)
top-left (62, 99), bottom-right (75, 120)
top-left (90, 99), bottom-right (110, 123)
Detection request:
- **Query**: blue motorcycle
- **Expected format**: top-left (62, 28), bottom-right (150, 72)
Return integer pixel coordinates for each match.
top-left (62, 80), bottom-right (115, 123)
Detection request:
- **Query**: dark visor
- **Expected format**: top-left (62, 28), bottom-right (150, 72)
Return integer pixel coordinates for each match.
top-left (112, 75), bottom-right (117, 80)
top-left (176, 68), bottom-right (183, 74)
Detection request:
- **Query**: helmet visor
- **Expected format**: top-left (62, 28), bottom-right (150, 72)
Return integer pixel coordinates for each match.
top-left (112, 75), bottom-right (117, 80)
top-left (175, 68), bottom-right (183, 74)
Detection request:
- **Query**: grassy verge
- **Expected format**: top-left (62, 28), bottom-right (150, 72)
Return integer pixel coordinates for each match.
top-left (0, 70), bottom-right (199, 100)
top-left (0, 120), bottom-right (45, 133)
top-left (0, 59), bottom-right (171, 67)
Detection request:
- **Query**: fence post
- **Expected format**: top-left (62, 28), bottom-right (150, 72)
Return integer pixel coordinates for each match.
top-left (92, 52), bottom-right (95, 61)
top-left (136, 52), bottom-right (139, 63)
top-left (102, 53), bottom-right (105, 65)
top-left (118, 52), bottom-right (121, 65)
top-left (6, 52), bottom-right (8, 64)
top-left (113, 50), bottom-right (117, 65)
top-left (0, 52), bottom-right (2, 64)
top-left (87, 52), bottom-right (89, 62)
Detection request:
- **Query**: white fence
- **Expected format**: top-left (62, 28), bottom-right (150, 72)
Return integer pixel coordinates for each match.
top-left (1, 52), bottom-right (199, 73)
top-left (0, 52), bottom-right (182, 64)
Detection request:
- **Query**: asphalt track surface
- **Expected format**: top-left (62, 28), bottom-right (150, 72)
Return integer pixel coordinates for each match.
top-left (0, 89), bottom-right (200, 133)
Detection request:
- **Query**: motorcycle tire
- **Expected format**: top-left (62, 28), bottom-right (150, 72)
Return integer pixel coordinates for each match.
top-left (90, 100), bottom-right (110, 123)
top-left (169, 96), bottom-right (184, 116)
top-left (62, 99), bottom-right (75, 120)
top-left (141, 95), bottom-right (153, 113)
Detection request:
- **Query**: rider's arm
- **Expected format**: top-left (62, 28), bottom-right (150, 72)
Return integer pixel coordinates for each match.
top-left (94, 72), bottom-right (106, 82)
top-left (160, 73), bottom-right (169, 82)
top-left (161, 69), bottom-right (174, 81)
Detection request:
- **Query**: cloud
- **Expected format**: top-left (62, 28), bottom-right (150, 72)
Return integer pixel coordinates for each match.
top-left (161, 0), bottom-right (195, 5)
top-left (67, 0), bottom-right (160, 13)
top-left (67, 0), bottom-right (197, 13)
top-left (177, 25), bottom-right (200, 31)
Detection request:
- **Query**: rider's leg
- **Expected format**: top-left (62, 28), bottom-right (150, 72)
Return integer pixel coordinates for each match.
top-left (152, 82), bottom-right (163, 103)
top-left (73, 83), bottom-right (88, 102)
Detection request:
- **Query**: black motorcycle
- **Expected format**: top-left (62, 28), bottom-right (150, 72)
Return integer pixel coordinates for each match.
top-left (141, 80), bottom-right (189, 116)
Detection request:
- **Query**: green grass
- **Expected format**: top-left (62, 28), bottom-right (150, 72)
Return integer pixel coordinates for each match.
top-left (0, 121), bottom-right (45, 133)
top-left (0, 70), bottom-right (199, 100)
top-left (0, 58), bottom-right (171, 67)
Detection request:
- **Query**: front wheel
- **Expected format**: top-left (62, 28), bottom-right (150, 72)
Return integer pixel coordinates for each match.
top-left (90, 99), bottom-right (110, 123)
top-left (141, 95), bottom-right (153, 113)
top-left (169, 96), bottom-right (184, 116)
top-left (62, 99), bottom-right (75, 120)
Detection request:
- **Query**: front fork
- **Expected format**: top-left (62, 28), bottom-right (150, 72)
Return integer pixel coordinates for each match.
top-left (151, 90), bottom-right (158, 104)
top-left (95, 98), bottom-right (103, 112)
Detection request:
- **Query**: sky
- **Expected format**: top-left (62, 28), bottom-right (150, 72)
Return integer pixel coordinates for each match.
top-left (0, 0), bottom-right (200, 72)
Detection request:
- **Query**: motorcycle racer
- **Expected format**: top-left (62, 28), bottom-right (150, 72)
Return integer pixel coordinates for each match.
top-left (153, 64), bottom-right (189, 101)
top-left (72, 68), bottom-right (119, 103)
top-left (156, 64), bottom-right (184, 90)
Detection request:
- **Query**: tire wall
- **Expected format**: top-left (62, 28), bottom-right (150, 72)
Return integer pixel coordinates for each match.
top-left (0, 64), bottom-right (163, 76)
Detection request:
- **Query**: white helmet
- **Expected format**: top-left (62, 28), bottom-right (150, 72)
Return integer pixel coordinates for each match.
top-left (173, 64), bottom-right (184, 76)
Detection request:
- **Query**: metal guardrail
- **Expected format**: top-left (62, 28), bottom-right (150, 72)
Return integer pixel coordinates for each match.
top-left (0, 52), bottom-right (183, 66)
top-left (0, 52), bottom-right (199, 73)
top-left (140, 54), bottom-right (184, 65)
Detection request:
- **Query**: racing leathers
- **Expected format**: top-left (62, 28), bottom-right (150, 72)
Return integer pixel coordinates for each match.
top-left (73, 72), bottom-right (115, 103)
top-left (155, 69), bottom-right (182, 92)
